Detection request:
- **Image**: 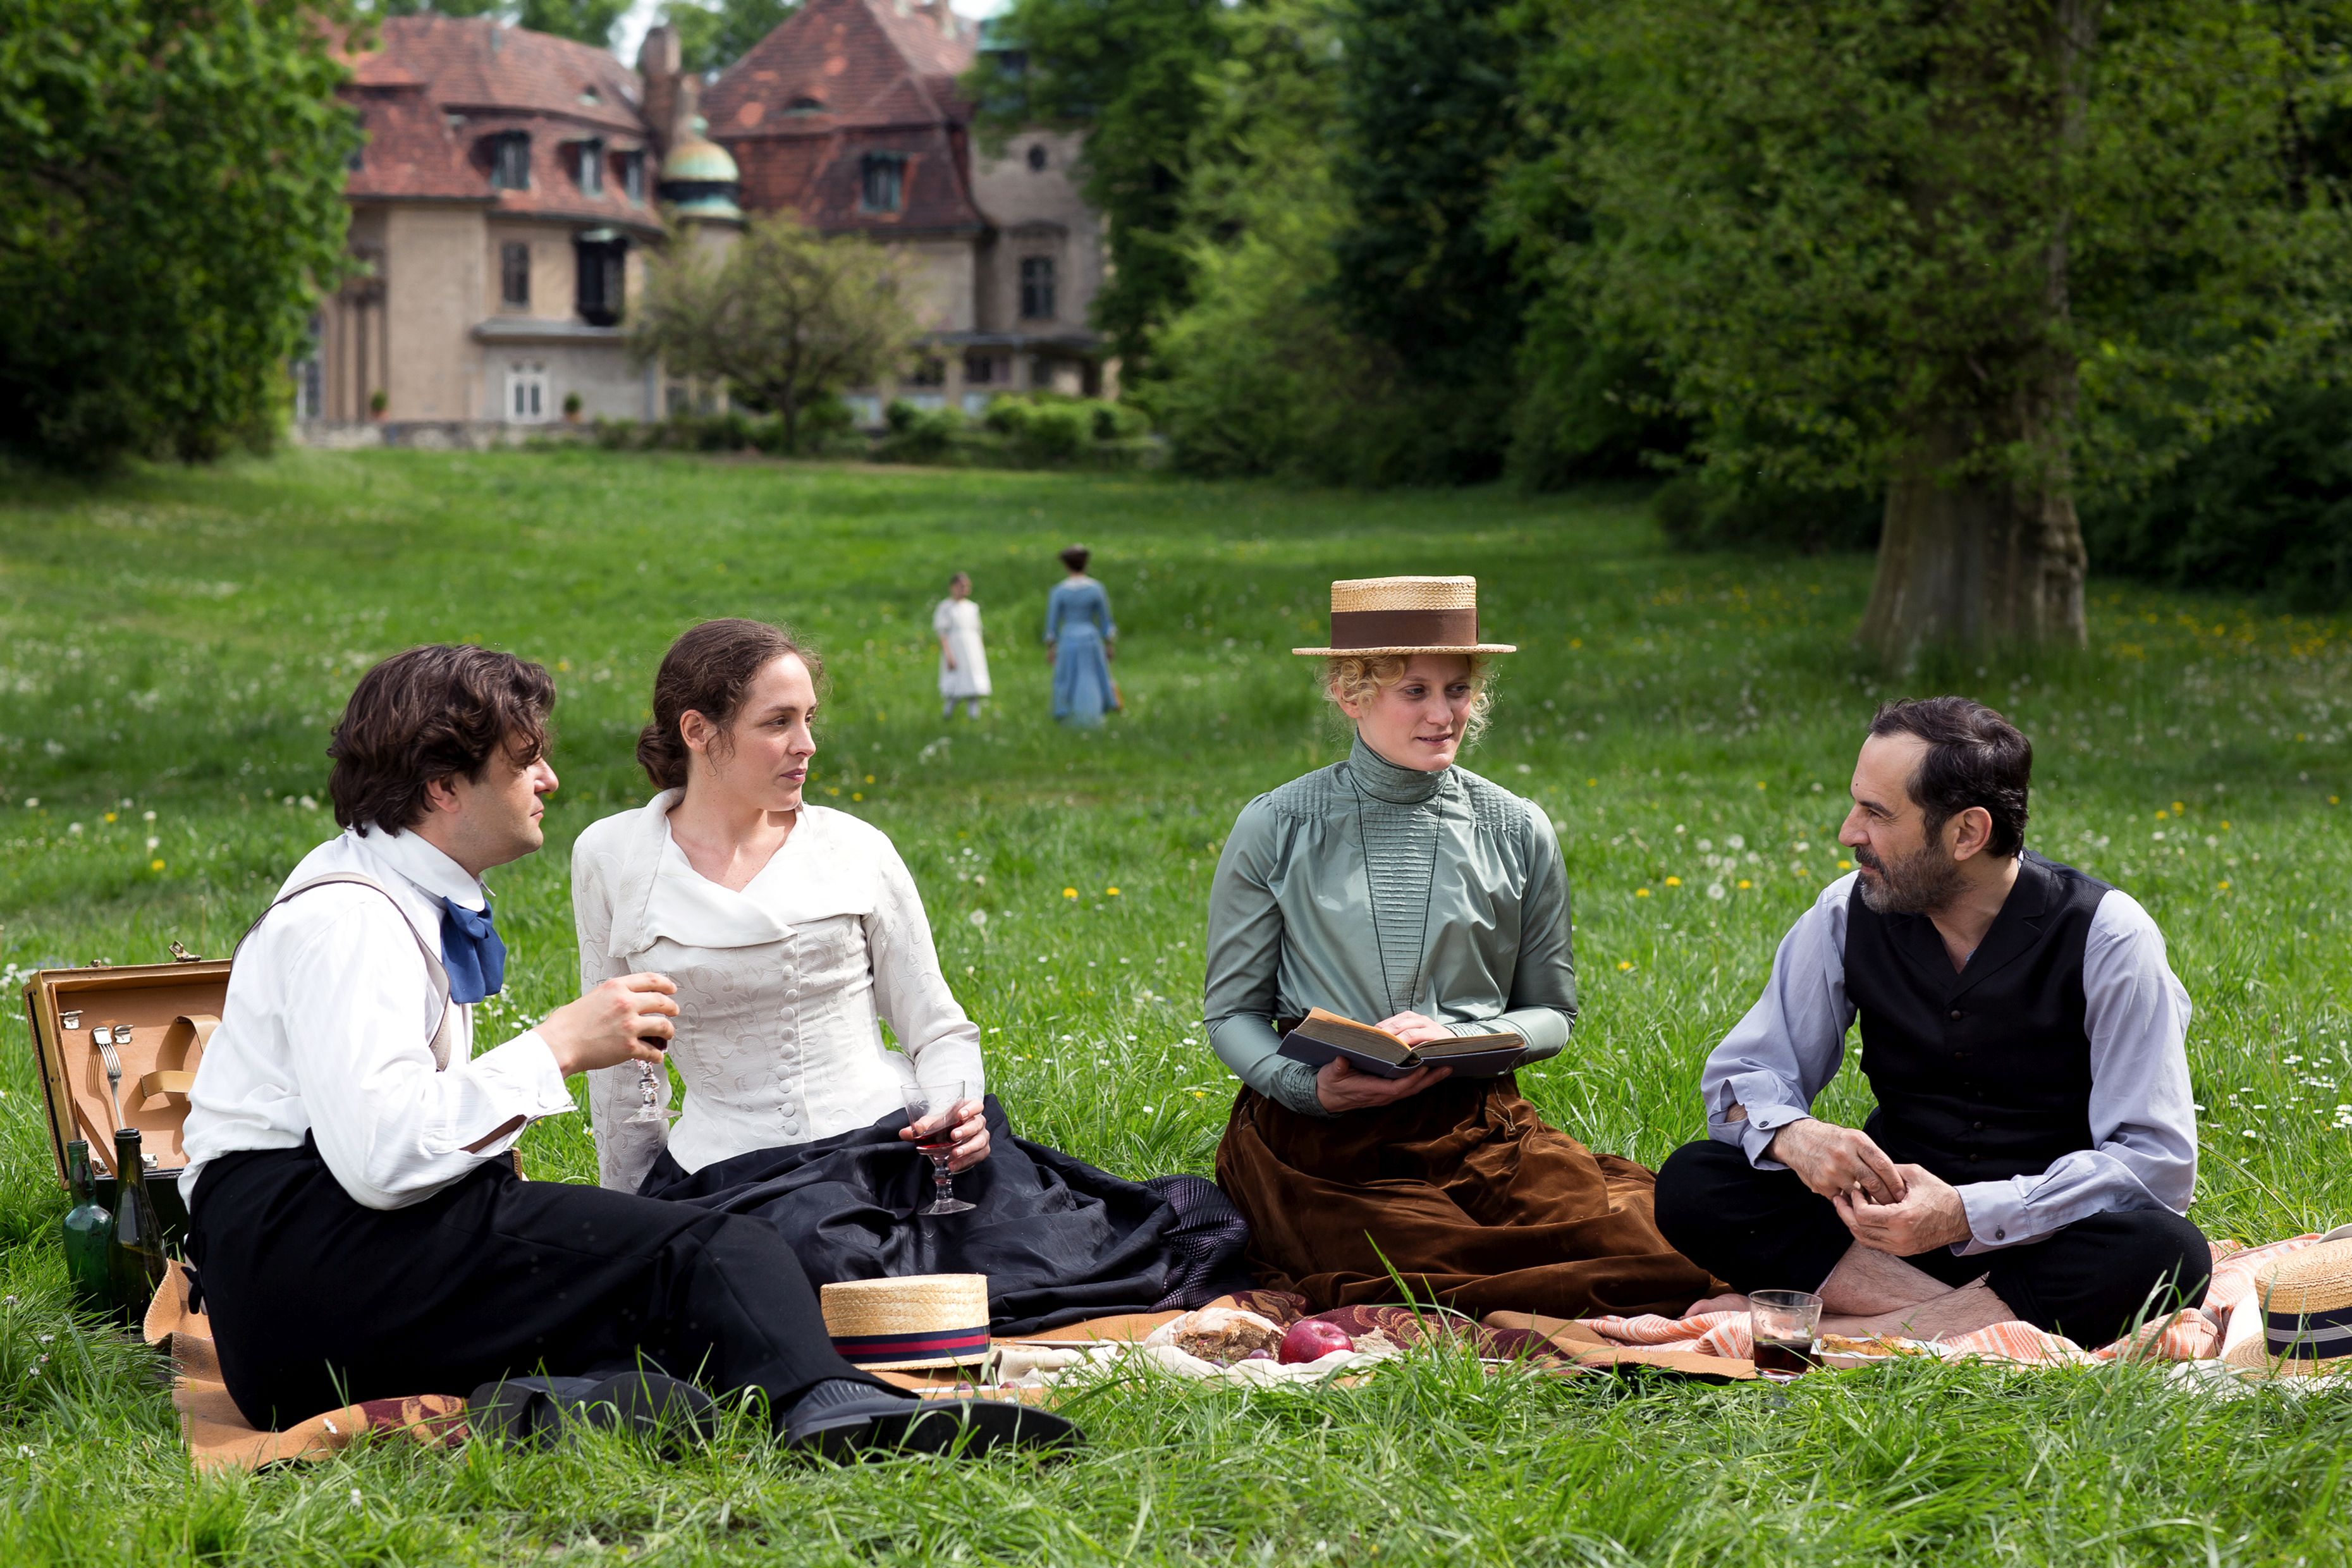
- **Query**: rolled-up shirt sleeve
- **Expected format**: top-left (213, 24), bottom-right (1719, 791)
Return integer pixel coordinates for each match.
top-left (286, 904), bottom-right (573, 1211)
top-left (1952, 891), bottom-right (2197, 1254)
top-left (1701, 877), bottom-right (1858, 1168)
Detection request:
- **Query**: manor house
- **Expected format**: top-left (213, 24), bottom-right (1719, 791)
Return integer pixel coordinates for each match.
top-left (303, 3), bottom-right (1108, 432)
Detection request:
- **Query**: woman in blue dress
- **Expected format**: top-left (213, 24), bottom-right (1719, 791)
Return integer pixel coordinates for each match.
top-left (1044, 545), bottom-right (1119, 726)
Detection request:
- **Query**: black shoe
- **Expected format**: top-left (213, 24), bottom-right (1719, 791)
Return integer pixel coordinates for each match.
top-left (782, 1390), bottom-right (1082, 1459)
top-left (467, 1371), bottom-right (718, 1456)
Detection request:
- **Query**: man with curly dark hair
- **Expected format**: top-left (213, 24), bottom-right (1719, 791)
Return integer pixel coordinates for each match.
top-left (179, 644), bottom-right (1075, 1455)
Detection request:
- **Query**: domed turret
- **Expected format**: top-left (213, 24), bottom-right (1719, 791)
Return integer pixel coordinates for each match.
top-left (659, 117), bottom-right (742, 222)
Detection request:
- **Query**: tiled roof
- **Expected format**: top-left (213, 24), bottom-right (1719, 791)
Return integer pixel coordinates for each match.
top-left (354, 15), bottom-right (647, 135)
top-left (338, 16), bottom-right (660, 231)
top-left (707, 0), bottom-right (983, 231)
top-left (345, 83), bottom-right (483, 201)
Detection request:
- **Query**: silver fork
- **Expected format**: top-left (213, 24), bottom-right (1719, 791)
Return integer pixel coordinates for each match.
top-left (94, 1024), bottom-right (127, 1132)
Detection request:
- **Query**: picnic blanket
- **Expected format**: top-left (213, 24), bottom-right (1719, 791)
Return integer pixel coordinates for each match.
top-left (1559, 1228), bottom-right (2352, 1368)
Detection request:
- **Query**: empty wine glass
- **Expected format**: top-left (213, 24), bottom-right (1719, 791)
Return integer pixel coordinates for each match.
top-left (903, 1079), bottom-right (975, 1215)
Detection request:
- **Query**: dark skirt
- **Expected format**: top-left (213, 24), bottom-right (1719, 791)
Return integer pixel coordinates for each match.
top-left (639, 1096), bottom-right (1251, 1337)
top-left (1213, 1076), bottom-right (1716, 1320)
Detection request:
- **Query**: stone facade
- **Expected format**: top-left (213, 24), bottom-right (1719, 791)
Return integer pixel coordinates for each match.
top-left (299, 4), bottom-right (1110, 439)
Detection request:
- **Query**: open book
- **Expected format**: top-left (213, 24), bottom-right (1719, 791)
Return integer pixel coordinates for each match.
top-left (1275, 1007), bottom-right (1528, 1080)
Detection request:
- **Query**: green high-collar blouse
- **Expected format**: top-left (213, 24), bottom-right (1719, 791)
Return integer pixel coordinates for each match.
top-left (1202, 736), bottom-right (1578, 1117)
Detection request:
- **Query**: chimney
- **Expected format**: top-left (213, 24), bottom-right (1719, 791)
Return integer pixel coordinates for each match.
top-left (637, 22), bottom-right (681, 158)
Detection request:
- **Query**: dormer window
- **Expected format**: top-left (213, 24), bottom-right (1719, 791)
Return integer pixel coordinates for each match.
top-left (578, 138), bottom-right (604, 196)
top-left (489, 132), bottom-right (530, 190)
top-left (788, 95), bottom-right (826, 114)
top-left (622, 150), bottom-right (645, 202)
top-left (579, 85), bottom-right (603, 106)
top-left (860, 153), bottom-right (905, 213)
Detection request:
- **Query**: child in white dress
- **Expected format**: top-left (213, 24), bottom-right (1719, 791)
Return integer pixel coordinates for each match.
top-left (932, 572), bottom-right (990, 718)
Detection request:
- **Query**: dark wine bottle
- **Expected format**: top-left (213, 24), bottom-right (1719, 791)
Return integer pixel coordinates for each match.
top-left (59, 1140), bottom-right (114, 1310)
top-left (106, 1128), bottom-right (168, 1327)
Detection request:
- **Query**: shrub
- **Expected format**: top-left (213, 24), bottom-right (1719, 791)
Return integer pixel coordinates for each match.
top-left (878, 401), bottom-right (962, 462)
top-left (2080, 386), bottom-right (2352, 609)
top-left (1653, 472), bottom-right (1882, 554)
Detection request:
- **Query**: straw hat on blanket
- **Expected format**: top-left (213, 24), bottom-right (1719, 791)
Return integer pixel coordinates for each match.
top-left (2224, 1239), bottom-right (2352, 1377)
top-left (1292, 577), bottom-right (1517, 658)
top-left (820, 1275), bottom-right (992, 1371)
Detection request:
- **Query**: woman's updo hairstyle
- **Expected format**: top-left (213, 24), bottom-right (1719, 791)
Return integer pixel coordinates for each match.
top-left (1321, 652), bottom-right (1495, 744)
top-left (637, 618), bottom-right (825, 790)
top-left (1058, 545), bottom-right (1090, 573)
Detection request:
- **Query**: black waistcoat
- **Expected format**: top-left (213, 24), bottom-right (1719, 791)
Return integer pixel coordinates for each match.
top-left (1844, 850), bottom-right (2111, 1185)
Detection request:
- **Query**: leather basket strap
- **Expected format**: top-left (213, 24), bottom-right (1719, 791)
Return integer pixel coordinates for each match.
top-left (137, 1014), bottom-right (218, 1107)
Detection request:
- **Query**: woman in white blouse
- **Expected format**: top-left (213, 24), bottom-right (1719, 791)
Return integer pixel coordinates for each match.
top-left (572, 618), bottom-right (1249, 1333)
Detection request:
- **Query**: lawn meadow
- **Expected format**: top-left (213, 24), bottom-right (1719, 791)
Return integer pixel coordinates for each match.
top-left (1, 448), bottom-right (2349, 1565)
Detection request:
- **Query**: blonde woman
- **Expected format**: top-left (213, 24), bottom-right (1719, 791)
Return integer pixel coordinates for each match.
top-left (1204, 577), bottom-right (1712, 1318)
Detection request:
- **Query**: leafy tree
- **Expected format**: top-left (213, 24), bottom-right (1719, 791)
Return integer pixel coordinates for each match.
top-left (0, 0), bottom-right (360, 469)
top-left (665, 0), bottom-right (794, 74)
top-left (631, 213), bottom-right (924, 450)
top-left (511, 0), bottom-right (630, 46)
top-left (968, 0), bottom-right (1228, 377)
top-left (360, 0), bottom-right (625, 47)
top-left (1519, 0), bottom-right (2352, 663)
top-left (1327, 0), bottom-right (1522, 481)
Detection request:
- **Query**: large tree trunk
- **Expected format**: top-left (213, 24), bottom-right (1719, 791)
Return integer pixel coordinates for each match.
top-left (1857, 419), bottom-right (2087, 666)
top-left (1856, 0), bottom-right (2095, 668)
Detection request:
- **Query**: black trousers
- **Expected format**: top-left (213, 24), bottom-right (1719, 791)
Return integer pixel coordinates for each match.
top-left (1654, 1139), bottom-right (2213, 1346)
top-left (188, 1139), bottom-right (881, 1431)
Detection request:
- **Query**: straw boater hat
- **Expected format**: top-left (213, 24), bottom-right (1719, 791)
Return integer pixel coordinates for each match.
top-left (1292, 576), bottom-right (1517, 658)
top-left (819, 1275), bottom-right (992, 1371)
top-left (2223, 1239), bottom-right (2352, 1378)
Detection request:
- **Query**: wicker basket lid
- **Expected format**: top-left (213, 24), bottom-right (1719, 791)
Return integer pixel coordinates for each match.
top-left (819, 1274), bottom-right (991, 1370)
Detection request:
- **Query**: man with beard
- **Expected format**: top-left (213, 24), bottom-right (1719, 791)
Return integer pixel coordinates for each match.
top-left (1652, 698), bottom-right (2209, 1345)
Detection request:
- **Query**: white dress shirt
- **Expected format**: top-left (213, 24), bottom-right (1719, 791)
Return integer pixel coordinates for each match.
top-left (180, 828), bottom-right (574, 1212)
top-left (1701, 870), bottom-right (2198, 1255)
top-left (572, 792), bottom-right (986, 1194)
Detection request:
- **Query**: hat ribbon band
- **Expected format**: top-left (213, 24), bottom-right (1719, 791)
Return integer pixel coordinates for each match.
top-left (1325, 608), bottom-right (1479, 650)
top-left (2263, 1307), bottom-right (2352, 1359)
top-left (830, 1325), bottom-right (991, 1361)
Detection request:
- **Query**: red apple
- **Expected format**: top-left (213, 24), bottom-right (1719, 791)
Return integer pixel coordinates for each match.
top-left (1278, 1320), bottom-right (1355, 1365)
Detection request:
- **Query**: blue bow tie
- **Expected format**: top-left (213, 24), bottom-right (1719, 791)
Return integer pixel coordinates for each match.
top-left (438, 897), bottom-right (505, 1005)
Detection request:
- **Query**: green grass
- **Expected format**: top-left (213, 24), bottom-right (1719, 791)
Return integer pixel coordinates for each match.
top-left (1, 448), bottom-right (2349, 1565)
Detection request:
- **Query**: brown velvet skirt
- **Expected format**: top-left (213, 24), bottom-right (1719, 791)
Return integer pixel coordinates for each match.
top-left (1214, 1076), bottom-right (1715, 1319)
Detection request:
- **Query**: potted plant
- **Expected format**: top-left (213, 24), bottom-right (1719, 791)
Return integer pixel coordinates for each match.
top-left (368, 388), bottom-right (388, 420)
top-left (563, 391), bottom-right (583, 423)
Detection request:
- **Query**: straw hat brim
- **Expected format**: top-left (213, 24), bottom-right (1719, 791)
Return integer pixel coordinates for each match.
top-left (1291, 644), bottom-right (1518, 657)
top-left (2220, 1239), bottom-right (2352, 1378)
top-left (821, 1274), bottom-right (992, 1371)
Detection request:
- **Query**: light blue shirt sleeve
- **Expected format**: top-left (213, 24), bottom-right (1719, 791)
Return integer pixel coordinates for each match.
top-left (1701, 876), bottom-right (1858, 1168)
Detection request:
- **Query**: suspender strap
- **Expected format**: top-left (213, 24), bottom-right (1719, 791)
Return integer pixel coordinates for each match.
top-left (233, 872), bottom-right (457, 1069)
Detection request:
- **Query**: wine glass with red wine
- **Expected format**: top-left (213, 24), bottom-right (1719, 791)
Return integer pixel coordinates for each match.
top-left (903, 1079), bottom-right (976, 1216)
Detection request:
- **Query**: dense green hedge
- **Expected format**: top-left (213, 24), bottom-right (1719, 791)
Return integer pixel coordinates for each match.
top-left (2079, 387), bottom-right (2352, 610)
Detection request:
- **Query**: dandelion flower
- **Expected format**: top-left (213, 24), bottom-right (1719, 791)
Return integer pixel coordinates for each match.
top-left (1635, 888), bottom-right (1651, 898)
top-left (1738, 879), bottom-right (1753, 890)
top-left (967, 909), bottom-right (988, 928)
top-left (864, 774), bottom-right (876, 784)
top-left (1727, 835), bottom-right (1746, 850)
top-left (104, 812), bottom-right (116, 824)
top-left (1105, 886), bottom-right (1121, 896)
top-left (1063, 887), bottom-right (1079, 899)
top-left (1665, 876), bottom-right (1682, 887)
top-left (2216, 881), bottom-right (2230, 891)
top-left (150, 860), bottom-right (164, 872)
top-left (1617, 960), bottom-right (1633, 972)
top-left (1707, 883), bottom-right (1726, 900)
top-left (1837, 859), bottom-right (1853, 870)
top-left (68, 823), bottom-right (82, 835)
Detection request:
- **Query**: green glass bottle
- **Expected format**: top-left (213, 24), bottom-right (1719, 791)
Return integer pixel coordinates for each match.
top-left (106, 1128), bottom-right (168, 1327)
top-left (59, 1140), bottom-right (113, 1310)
